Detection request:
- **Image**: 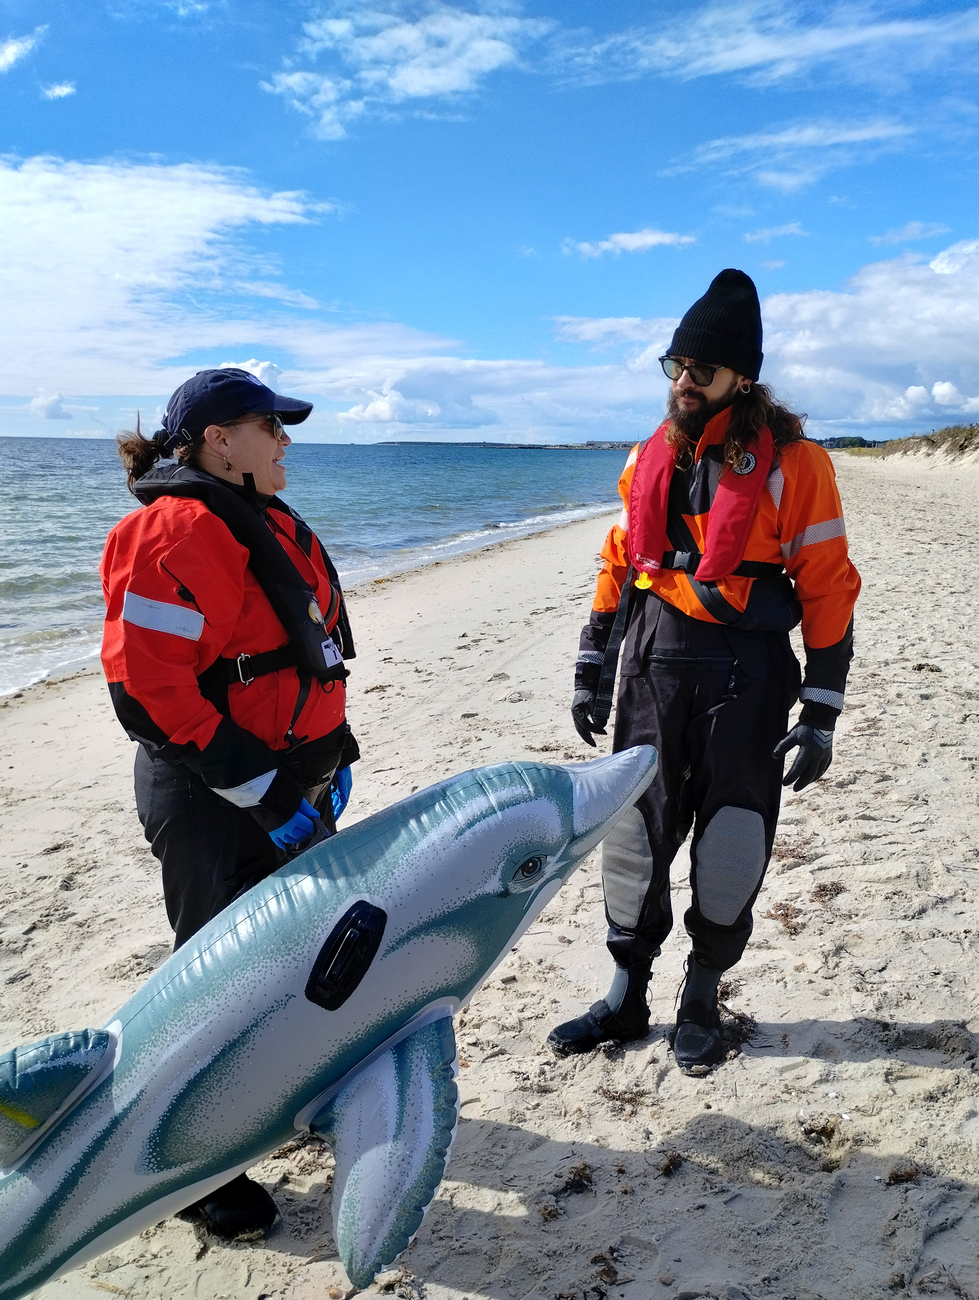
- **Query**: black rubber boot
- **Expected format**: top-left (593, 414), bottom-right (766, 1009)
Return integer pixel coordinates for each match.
top-left (176, 1173), bottom-right (278, 1240)
top-left (547, 959), bottom-right (652, 1056)
top-left (671, 956), bottom-right (725, 1075)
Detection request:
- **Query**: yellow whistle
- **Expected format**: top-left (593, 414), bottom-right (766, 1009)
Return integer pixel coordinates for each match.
top-left (635, 572), bottom-right (653, 590)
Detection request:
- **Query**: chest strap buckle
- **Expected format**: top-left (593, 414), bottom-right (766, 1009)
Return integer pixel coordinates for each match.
top-left (236, 653), bottom-right (255, 686)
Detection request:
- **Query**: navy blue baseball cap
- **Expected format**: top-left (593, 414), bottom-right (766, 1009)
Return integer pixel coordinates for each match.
top-left (158, 368), bottom-right (313, 456)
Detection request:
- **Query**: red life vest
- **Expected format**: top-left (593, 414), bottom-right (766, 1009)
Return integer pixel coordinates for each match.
top-left (627, 414), bottom-right (774, 583)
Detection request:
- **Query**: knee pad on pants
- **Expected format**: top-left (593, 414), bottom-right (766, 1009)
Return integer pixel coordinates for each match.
top-left (694, 805), bottom-right (767, 926)
top-left (602, 805), bottom-right (655, 930)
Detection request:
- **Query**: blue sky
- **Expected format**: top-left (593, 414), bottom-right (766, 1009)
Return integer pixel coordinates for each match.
top-left (1, 0), bottom-right (977, 442)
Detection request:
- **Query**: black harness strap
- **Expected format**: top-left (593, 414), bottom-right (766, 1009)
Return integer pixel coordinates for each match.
top-left (221, 645), bottom-right (300, 686)
top-left (590, 565), bottom-right (635, 732)
top-left (284, 667), bottom-right (313, 748)
top-left (661, 550), bottom-right (783, 579)
top-left (663, 490), bottom-right (773, 625)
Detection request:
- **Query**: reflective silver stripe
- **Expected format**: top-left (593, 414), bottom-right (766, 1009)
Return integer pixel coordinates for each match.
top-left (122, 590), bottom-right (204, 641)
top-left (211, 769), bottom-right (276, 808)
top-left (618, 507), bottom-right (629, 531)
top-left (780, 516), bottom-right (846, 561)
top-left (767, 463), bottom-right (784, 510)
top-left (800, 686), bottom-right (845, 710)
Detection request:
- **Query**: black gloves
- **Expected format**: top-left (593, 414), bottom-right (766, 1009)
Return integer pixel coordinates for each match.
top-left (773, 724), bottom-right (834, 792)
top-left (571, 653), bottom-right (606, 747)
top-left (571, 690), bottom-right (606, 747)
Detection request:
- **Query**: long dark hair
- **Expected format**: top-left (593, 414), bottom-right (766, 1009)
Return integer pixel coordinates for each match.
top-left (116, 414), bottom-right (204, 495)
top-left (667, 382), bottom-right (806, 471)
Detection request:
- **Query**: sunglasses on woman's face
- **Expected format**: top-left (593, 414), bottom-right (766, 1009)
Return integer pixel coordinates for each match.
top-left (225, 413), bottom-right (286, 440)
top-left (659, 356), bottom-right (728, 387)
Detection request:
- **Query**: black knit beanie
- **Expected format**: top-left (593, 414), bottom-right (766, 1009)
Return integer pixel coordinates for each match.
top-left (667, 268), bottom-right (763, 381)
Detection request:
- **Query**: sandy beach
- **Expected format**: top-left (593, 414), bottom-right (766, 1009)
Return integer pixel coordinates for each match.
top-left (2, 449), bottom-right (979, 1300)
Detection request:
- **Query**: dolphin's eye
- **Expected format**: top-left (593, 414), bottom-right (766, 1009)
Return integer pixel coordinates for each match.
top-left (515, 856), bottom-right (543, 880)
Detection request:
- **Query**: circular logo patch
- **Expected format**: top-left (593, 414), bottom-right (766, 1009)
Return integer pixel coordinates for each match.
top-left (308, 600), bottom-right (324, 624)
top-left (734, 452), bottom-right (757, 476)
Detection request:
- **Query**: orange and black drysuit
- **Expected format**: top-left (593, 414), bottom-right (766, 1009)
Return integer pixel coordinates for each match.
top-left (577, 410), bottom-right (860, 971)
top-left (101, 464), bottom-right (358, 945)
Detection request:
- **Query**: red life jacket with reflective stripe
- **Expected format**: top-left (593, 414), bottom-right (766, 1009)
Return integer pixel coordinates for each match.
top-left (627, 419), bottom-right (774, 582)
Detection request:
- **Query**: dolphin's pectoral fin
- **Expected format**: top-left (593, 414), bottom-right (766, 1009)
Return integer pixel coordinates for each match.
top-left (310, 1015), bottom-right (459, 1289)
top-left (0, 1029), bottom-right (113, 1168)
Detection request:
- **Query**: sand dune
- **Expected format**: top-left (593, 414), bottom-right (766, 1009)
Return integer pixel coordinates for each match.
top-left (2, 450), bottom-right (978, 1300)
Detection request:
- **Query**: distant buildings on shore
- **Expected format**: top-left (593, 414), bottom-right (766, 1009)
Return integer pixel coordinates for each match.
top-left (384, 422), bottom-right (977, 455)
top-left (382, 440), bottom-right (637, 451)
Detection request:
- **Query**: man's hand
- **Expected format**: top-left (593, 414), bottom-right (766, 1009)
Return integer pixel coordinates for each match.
top-left (773, 725), bottom-right (834, 792)
top-left (571, 689), bottom-right (606, 748)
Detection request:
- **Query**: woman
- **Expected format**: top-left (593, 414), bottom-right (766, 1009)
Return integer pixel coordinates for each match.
top-left (100, 367), bottom-right (358, 1239)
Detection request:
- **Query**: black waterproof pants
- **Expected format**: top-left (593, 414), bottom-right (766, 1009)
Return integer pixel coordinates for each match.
top-left (135, 747), bottom-right (338, 950)
top-left (604, 601), bottom-right (800, 972)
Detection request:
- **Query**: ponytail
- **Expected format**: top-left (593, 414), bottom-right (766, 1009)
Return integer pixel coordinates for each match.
top-left (116, 413), bottom-right (202, 495)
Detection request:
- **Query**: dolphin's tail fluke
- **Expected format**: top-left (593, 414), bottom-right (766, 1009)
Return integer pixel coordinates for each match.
top-left (560, 745), bottom-right (658, 856)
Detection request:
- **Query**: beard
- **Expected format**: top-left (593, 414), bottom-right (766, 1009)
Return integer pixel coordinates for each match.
top-left (667, 386), bottom-right (736, 439)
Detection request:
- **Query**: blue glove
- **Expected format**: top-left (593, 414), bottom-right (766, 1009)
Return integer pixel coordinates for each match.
top-left (331, 766), bottom-right (353, 822)
top-left (269, 798), bottom-right (319, 849)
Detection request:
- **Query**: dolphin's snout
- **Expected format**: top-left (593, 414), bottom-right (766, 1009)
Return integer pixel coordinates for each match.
top-left (561, 745), bottom-right (658, 857)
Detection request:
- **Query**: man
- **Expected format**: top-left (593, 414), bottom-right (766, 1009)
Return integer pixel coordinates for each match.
top-left (550, 269), bottom-right (860, 1074)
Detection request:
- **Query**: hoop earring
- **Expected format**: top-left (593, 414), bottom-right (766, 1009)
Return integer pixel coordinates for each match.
top-left (740, 383), bottom-right (752, 395)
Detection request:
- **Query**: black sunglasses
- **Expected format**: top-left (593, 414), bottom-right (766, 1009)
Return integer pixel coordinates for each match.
top-left (223, 413), bottom-right (286, 440)
top-left (659, 356), bottom-right (728, 387)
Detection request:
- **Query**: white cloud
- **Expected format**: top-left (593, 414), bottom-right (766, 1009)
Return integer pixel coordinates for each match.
top-left (28, 393), bottom-right (72, 419)
top-left (667, 118), bottom-right (911, 191)
top-left (762, 260), bottom-right (786, 270)
top-left (3, 153), bottom-right (978, 443)
top-left (743, 221), bottom-right (807, 244)
top-left (931, 380), bottom-right (963, 407)
top-left (0, 27), bottom-right (45, 74)
top-left (555, 3), bottom-right (979, 88)
top-left (41, 82), bottom-right (75, 99)
top-left (0, 155), bottom-right (328, 393)
top-left (220, 360), bottom-right (284, 388)
top-left (553, 316), bottom-right (677, 348)
top-left (563, 227), bottom-right (695, 259)
top-left (869, 220), bottom-right (952, 246)
top-left (267, 3), bottom-right (552, 138)
top-left (929, 380), bottom-right (979, 412)
top-left (761, 239), bottom-right (979, 433)
top-left (338, 387), bottom-right (443, 423)
top-left (230, 280), bottom-right (320, 308)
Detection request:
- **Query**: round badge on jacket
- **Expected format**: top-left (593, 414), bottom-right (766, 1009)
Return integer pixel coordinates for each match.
top-left (734, 452), bottom-right (757, 476)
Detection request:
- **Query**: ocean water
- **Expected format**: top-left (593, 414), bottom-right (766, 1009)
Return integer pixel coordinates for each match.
top-left (0, 437), bottom-right (626, 695)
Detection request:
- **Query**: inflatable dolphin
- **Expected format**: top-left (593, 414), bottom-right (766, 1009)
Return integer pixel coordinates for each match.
top-left (0, 748), bottom-right (656, 1296)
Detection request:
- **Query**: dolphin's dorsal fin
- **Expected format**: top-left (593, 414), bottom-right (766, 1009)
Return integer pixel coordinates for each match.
top-left (310, 1015), bottom-right (459, 1289)
top-left (0, 1029), bottom-right (112, 1168)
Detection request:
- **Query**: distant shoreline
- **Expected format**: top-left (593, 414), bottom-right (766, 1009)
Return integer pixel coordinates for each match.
top-left (380, 440), bottom-right (637, 451)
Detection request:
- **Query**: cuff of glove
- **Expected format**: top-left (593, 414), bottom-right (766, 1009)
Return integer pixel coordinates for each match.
top-left (248, 768), bottom-right (306, 832)
top-left (574, 656), bottom-right (603, 693)
top-left (799, 700), bottom-right (840, 730)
